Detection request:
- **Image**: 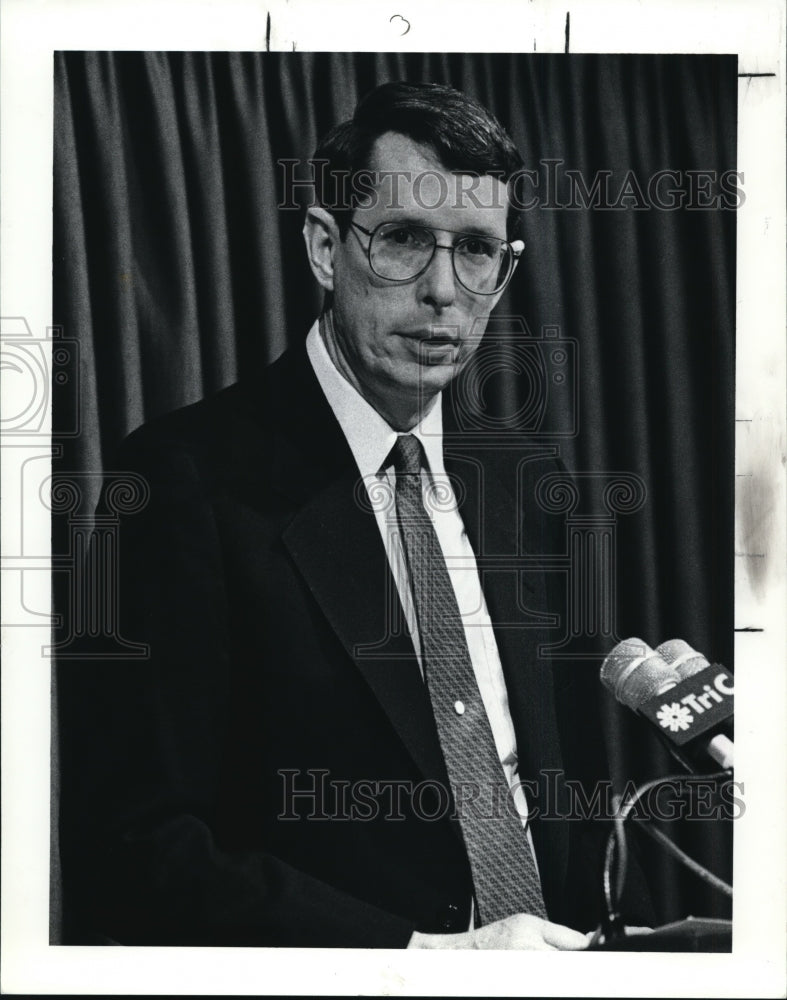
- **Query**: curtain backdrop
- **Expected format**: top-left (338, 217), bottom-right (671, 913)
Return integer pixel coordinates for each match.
top-left (53, 52), bottom-right (736, 937)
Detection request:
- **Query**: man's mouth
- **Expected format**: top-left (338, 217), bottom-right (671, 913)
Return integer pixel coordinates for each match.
top-left (401, 331), bottom-right (462, 366)
top-left (402, 328), bottom-right (460, 346)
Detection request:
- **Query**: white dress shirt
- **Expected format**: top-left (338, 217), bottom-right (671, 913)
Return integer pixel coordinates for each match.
top-left (306, 320), bottom-right (534, 842)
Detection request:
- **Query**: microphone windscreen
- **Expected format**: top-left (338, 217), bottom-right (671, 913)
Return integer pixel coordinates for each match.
top-left (600, 637), bottom-right (681, 709)
top-left (656, 638), bottom-right (710, 680)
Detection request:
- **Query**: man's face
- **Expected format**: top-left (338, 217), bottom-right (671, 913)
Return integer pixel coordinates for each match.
top-left (316, 132), bottom-right (514, 424)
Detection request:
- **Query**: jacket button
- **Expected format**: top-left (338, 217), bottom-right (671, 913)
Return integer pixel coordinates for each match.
top-left (441, 903), bottom-right (461, 930)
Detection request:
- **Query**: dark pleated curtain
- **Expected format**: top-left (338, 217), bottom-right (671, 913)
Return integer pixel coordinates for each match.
top-left (52, 52), bottom-right (736, 939)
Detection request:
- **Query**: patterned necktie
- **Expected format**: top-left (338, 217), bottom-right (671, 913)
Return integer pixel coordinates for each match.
top-left (389, 433), bottom-right (547, 925)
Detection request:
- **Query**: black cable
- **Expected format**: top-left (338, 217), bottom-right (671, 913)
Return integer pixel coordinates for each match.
top-left (633, 819), bottom-right (733, 897)
top-left (601, 769), bottom-right (733, 929)
top-left (613, 803), bottom-right (628, 904)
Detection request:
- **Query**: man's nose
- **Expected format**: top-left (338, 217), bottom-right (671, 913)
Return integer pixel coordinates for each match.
top-left (418, 245), bottom-right (458, 309)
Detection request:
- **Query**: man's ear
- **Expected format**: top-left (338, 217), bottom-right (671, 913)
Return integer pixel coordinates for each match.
top-left (303, 206), bottom-right (341, 292)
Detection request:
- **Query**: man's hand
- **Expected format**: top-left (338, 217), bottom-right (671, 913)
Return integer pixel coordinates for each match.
top-left (407, 913), bottom-right (591, 950)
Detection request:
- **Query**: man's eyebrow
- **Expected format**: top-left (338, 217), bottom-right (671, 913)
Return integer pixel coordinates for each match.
top-left (383, 216), bottom-right (506, 240)
top-left (450, 224), bottom-right (505, 240)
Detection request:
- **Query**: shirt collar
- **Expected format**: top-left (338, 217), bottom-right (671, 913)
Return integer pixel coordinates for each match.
top-left (305, 319), bottom-right (446, 480)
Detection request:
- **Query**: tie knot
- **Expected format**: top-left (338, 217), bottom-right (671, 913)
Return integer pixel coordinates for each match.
top-left (390, 434), bottom-right (424, 476)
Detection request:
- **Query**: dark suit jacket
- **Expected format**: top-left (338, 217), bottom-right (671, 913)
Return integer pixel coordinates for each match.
top-left (57, 341), bottom-right (652, 946)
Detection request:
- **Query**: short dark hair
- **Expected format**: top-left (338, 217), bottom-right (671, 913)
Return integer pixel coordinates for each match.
top-left (313, 81), bottom-right (525, 239)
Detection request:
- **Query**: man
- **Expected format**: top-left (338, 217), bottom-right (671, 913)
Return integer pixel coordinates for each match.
top-left (58, 81), bottom-right (651, 949)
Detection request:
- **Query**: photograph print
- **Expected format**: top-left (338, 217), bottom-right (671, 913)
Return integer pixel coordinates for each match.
top-left (51, 51), bottom-right (737, 950)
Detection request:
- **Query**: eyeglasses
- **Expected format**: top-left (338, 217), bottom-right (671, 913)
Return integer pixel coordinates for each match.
top-left (349, 221), bottom-right (524, 296)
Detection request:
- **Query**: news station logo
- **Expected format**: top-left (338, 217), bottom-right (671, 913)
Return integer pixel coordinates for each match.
top-left (641, 666), bottom-right (734, 746)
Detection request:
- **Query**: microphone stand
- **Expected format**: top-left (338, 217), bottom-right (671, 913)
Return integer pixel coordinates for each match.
top-left (588, 770), bottom-right (733, 951)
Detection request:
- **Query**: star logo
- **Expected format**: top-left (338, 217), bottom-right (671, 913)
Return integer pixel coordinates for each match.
top-left (656, 702), bottom-right (694, 733)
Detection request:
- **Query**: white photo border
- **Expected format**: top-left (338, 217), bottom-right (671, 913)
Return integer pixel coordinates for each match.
top-left (1, 0), bottom-right (785, 995)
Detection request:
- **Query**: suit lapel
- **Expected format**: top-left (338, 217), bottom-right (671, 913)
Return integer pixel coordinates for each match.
top-left (281, 473), bottom-right (451, 788)
top-left (257, 345), bottom-right (450, 789)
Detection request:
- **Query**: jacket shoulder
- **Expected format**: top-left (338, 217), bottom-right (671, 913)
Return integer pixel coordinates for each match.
top-left (119, 382), bottom-right (255, 457)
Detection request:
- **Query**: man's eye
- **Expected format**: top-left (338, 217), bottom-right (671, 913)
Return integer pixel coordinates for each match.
top-left (392, 228), bottom-right (415, 245)
top-left (459, 237), bottom-right (498, 258)
top-left (381, 226), bottom-right (429, 248)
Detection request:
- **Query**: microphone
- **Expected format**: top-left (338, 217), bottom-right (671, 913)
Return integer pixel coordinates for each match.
top-left (599, 638), bottom-right (681, 707)
top-left (655, 638), bottom-right (711, 680)
top-left (601, 637), bottom-right (734, 772)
